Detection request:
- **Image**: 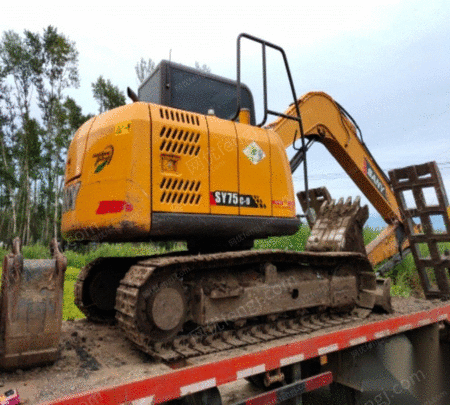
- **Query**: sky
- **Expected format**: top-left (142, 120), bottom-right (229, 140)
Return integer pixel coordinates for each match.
top-left (3, 0), bottom-right (450, 228)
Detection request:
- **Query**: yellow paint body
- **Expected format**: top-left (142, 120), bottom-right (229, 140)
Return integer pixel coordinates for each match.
top-left (62, 103), bottom-right (296, 243)
top-left (63, 104), bottom-right (152, 241)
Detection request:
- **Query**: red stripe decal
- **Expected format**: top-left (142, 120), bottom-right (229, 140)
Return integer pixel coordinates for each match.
top-left (96, 201), bottom-right (133, 214)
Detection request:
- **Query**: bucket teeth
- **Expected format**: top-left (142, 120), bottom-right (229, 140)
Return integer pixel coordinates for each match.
top-left (305, 193), bottom-right (368, 255)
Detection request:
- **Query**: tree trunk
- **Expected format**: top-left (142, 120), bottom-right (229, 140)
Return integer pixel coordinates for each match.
top-left (0, 138), bottom-right (17, 235)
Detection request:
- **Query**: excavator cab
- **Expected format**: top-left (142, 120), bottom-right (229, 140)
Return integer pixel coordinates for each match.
top-left (138, 60), bottom-right (256, 125)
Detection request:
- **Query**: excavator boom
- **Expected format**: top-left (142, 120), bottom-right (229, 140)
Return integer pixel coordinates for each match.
top-left (269, 91), bottom-right (450, 297)
top-left (269, 91), bottom-right (402, 224)
top-left (268, 92), bottom-right (408, 266)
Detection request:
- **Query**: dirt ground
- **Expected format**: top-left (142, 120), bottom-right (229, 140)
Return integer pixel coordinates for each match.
top-left (0, 297), bottom-right (445, 404)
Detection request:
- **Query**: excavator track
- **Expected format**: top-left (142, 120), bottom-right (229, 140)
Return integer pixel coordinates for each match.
top-left (115, 249), bottom-right (377, 362)
top-left (75, 257), bottom-right (144, 323)
top-left (75, 251), bottom-right (190, 323)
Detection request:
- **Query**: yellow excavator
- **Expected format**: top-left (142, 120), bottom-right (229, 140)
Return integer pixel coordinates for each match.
top-left (2, 34), bottom-right (449, 366)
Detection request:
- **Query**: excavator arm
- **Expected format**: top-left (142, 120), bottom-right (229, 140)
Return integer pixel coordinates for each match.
top-left (268, 91), bottom-right (407, 266)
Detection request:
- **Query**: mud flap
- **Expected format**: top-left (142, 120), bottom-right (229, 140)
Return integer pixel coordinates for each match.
top-left (0, 238), bottom-right (67, 369)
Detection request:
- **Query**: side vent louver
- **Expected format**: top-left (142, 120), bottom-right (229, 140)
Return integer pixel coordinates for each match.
top-left (159, 177), bottom-right (202, 206)
top-left (156, 107), bottom-right (204, 211)
top-left (159, 126), bottom-right (201, 156)
top-left (159, 107), bottom-right (200, 126)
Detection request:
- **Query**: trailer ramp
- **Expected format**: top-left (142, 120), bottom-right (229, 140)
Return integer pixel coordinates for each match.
top-left (389, 161), bottom-right (450, 299)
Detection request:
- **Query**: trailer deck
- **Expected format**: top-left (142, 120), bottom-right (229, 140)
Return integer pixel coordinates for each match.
top-left (2, 297), bottom-right (448, 404)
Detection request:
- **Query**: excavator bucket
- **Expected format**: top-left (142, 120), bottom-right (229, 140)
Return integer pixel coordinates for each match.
top-left (297, 187), bottom-right (332, 228)
top-left (0, 238), bottom-right (67, 369)
top-left (298, 188), bottom-right (393, 313)
top-left (303, 193), bottom-right (369, 255)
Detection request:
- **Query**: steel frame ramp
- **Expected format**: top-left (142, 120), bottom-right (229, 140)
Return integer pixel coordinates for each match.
top-left (389, 161), bottom-right (450, 299)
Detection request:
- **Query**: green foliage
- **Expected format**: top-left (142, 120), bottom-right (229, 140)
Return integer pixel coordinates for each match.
top-left (0, 245), bottom-right (7, 265)
top-left (63, 267), bottom-right (85, 320)
top-left (254, 225), bottom-right (311, 251)
top-left (0, 30), bottom-right (40, 102)
top-left (63, 96), bottom-right (92, 129)
top-left (92, 75), bottom-right (126, 113)
top-left (363, 226), bottom-right (383, 245)
top-left (0, 26), bottom-right (84, 245)
top-left (22, 243), bottom-right (51, 259)
top-left (385, 240), bottom-right (450, 298)
top-left (255, 225), bottom-right (385, 253)
top-left (63, 242), bottom-right (168, 268)
top-left (40, 26), bottom-right (79, 90)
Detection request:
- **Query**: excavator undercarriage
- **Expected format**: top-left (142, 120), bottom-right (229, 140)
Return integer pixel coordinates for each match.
top-left (114, 249), bottom-right (386, 361)
top-left (74, 194), bottom-right (392, 362)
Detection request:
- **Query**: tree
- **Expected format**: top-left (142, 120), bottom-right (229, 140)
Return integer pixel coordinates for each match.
top-left (0, 30), bottom-right (41, 119)
top-left (63, 96), bottom-right (92, 129)
top-left (0, 26), bottom-right (82, 244)
top-left (0, 80), bottom-right (19, 237)
top-left (195, 61), bottom-right (211, 73)
top-left (135, 58), bottom-right (155, 84)
top-left (35, 26), bottom-right (80, 241)
top-left (92, 76), bottom-right (126, 113)
top-left (135, 58), bottom-right (212, 84)
top-left (0, 29), bottom-right (43, 242)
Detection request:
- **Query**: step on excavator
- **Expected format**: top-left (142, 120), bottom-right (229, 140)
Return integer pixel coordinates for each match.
top-left (1, 33), bottom-right (449, 367)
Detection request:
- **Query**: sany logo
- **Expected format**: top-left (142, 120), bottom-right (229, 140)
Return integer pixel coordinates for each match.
top-left (364, 159), bottom-right (387, 198)
top-left (93, 145), bottom-right (114, 173)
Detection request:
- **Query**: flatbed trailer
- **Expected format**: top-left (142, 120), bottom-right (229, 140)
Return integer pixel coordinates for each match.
top-left (5, 297), bottom-right (450, 405)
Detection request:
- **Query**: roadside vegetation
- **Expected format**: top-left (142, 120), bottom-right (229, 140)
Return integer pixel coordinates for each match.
top-left (2, 225), bottom-right (448, 321)
top-left (0, 27), bottom-right (211, 248)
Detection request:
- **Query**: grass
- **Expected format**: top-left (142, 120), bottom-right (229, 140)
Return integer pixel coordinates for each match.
top-left (63, 242), bottom-right (178, 269)
top-left (1, 226), bottom-right (447, 320)
top-left (254, 225), bottom-right (311, 251)
top-left (381, 240), bottom-right (450, 298)
top-left (63, 267), bottom-right (85, 320)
